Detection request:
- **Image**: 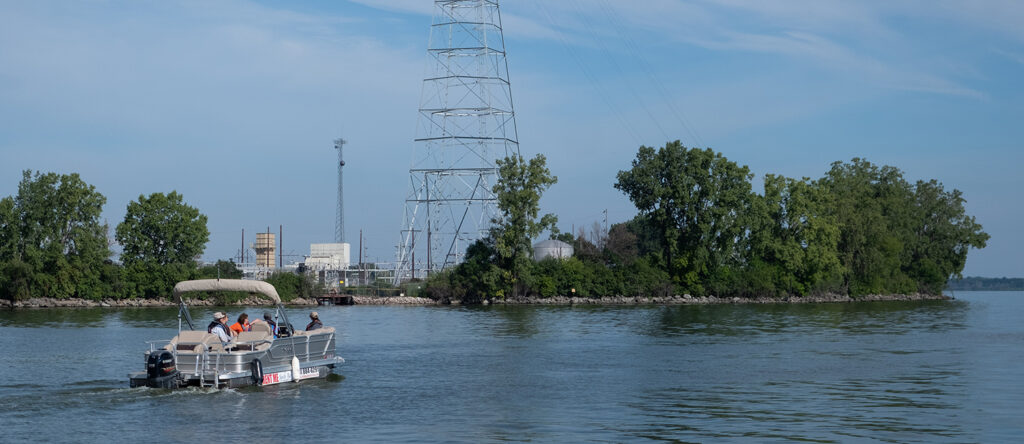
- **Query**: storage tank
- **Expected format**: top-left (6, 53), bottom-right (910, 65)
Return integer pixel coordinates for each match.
top-left (533, 239), bottom-right (573, 261)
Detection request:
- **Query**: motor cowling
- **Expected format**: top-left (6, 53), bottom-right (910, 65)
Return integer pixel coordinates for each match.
top-left (145, 350), bottom-right (180, 388)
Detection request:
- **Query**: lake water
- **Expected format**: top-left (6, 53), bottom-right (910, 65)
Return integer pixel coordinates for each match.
top-left (1, 291), bottom-right (1022, 442)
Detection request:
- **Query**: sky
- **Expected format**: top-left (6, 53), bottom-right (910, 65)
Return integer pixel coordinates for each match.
top-left (1, 0), bottom-right (1022, 277)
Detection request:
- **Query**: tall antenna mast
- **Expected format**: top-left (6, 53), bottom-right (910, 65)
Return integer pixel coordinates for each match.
top-left (334, 138), bottom-right (347, 244)
top-left (396, 0), bottom-right (520, 283)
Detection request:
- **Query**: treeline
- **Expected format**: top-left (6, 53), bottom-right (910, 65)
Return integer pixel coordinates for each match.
top-left (426, 142), bottom-right (988, 302)
top-left (0, 170), bottom-right (318, 302)
top-left (947, 277), bottom-right (1024, 291)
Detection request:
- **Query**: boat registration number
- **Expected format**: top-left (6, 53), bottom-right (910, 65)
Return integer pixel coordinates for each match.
top-left (297, 367), bottom-right (320, 380)
top-left (261, 367), bottom-right (319, 385)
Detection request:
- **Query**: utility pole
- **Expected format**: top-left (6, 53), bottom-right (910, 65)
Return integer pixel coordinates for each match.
top-left (334, 138), bottom-right (347, 244)
top-left (603, 209), bottom-right (608, 235)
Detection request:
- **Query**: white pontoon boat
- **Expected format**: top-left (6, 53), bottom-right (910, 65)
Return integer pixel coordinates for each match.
top-left (128, 279), bottom-right (344, 389)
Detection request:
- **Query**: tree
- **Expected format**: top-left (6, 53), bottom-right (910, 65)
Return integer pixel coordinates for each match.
top-left (198, 259), bottom-right (243, 280)
top-left (747, 174), bottom-right (842, 296)
top-left (0, 171), bottom-right (110, 300)
top-left (819, 159), bottom-right (916, 295)
top-left (904, 179), bottom-right (988, 294)
top-left (117, 191), bottom-right (209, 266)
top-left (490, 154), bottom-right (559, 297)
top-left (0, 197), bottom-right (17, 261)
top-left (605, 223), bottom-right (639, 265)
top-left (615, 142), bottom-right (754, 295)
top-left (817, 159), bottom-right (988, 296)
top-left (425, 239), bottom-right (504, 303)
top-left (116, 191), bottom-right (209, 298)
top-left (265, 271), bottom-right (324, 302)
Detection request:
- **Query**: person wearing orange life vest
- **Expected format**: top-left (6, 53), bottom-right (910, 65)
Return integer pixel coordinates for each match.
top-left (230, 313), bottom-right (250, 335)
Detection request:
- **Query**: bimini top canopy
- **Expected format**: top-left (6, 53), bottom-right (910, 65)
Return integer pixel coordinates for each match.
top-left (173, 279), bottom-right (281, 304)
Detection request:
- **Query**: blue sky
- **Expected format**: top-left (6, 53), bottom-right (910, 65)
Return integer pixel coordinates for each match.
top-left (1, 0), bottom-right (1021, 277)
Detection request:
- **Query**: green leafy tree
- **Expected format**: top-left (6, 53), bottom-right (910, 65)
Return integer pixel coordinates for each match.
top-left (615, 142), bottom-right (754, 295)
top-left (819, 159), bottom-right (917, 295)
top-left (425, 239), bottom-right (504, 303)
top-left (0, 171), bottom-right (110, 300)
top-left (0, 197), bottom-right (18, 262)
top-left (116, 191), bottom-right (209, 298)
top-left (198, 259), bottom-right (243, 279)
top-left (491, 154), bottom-right (559, 298)
top-left (747, 174), bottom-right (842, 296)
top-left (904, 179), bottom-right (988, 294)
top-left (264, 271), bottom-right (323, 302)
top-left (117, 192), bottom-right (209, 266)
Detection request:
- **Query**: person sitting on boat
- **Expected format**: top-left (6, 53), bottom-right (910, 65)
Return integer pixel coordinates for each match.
top-left (208, 312), bottom-right (233, 344)
top-left (230, 313), bottom-right (250, 335)
top-left (306, 311), bottom-right (323, 331)
top-left (263, 311), bottom-right (278, 336)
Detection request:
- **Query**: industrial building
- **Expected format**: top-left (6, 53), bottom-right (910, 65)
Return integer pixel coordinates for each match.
top-left (303, 243), bottom-right (351, 272)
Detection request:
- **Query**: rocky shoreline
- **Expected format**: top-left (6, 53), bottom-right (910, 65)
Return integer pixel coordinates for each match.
top-left (352, 296), bottom-right (438, 305)
top-left (485, 292), bottom-right (950, 305)
top-left (1, 292), bottom-right (948, 309)
top-left (0, 296), bottom-right (319, 309)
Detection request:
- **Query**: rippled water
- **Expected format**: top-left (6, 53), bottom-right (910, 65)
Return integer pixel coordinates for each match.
top-left (1, 292), bottom-right (1022, 442)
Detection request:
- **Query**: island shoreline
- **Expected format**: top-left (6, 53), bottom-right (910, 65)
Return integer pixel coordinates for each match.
top-left (0, 292), bottom-right (950, 309)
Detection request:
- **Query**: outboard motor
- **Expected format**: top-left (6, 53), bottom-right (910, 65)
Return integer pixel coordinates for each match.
top-left (145, 350), bottom-right (180, 389)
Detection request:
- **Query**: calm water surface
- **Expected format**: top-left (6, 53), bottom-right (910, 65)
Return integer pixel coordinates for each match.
top-left (1, 291), bottom-right (1022, 442)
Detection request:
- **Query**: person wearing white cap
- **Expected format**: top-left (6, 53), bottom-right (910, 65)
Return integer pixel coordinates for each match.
top-left (207, 311), bottom-right (233, 344)
top-left (305, 311), bottom-right (322, 331)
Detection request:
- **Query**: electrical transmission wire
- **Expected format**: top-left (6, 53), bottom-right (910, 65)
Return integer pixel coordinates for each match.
top-left (565, 0), bottom-right (672, 144)
top-left (535, 2), bottom-right (645, 147)
top-left (594, 0), bottom-right (706, 148)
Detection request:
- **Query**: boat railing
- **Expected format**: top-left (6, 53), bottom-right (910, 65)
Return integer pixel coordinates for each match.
top-left (145, 340), bottom-right (172, 353)
top-left (229, 339), bottom-right (273, 352)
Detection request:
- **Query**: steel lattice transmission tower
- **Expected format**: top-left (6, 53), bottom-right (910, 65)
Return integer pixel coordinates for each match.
top-left (334, 138), bottom-right (347, 244)
top-left (395, 0), bottom-right (520, 282)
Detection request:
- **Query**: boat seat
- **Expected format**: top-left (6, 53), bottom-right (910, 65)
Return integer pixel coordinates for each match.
top-left (249, 319), bottom-right (274, 336)
top-left (165, 331), bottom-right (221, 353)
top-left (293, 327), bottom-right (336, 336)
top-left (234, 331), bottom-right (273, 351)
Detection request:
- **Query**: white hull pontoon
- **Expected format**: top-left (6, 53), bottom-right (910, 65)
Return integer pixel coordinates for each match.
top-left (128, 279), bottom-right (344, 389)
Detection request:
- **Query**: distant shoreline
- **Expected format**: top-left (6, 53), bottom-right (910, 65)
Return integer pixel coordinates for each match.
top-left (479, 293), bottom-right (951, 305)
top-left (947, 277), bottom-right (1024, 291)
top-left (1, 293), bottom-right (951, 309)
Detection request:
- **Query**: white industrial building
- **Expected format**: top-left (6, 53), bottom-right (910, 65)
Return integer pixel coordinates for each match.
top-left (304, 243), bottom-right (351, 270)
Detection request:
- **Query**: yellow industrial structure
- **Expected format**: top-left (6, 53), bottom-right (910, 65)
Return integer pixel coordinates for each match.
top-left (255, 232), bottom-right (276, 268)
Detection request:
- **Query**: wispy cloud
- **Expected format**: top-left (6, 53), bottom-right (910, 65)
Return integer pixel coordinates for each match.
top-left (0, 0), bottom-right (425, 260)
top-left (506, 0), bottom-right (987, 99)
top-left (348, 0), bottom-right (433, 16)
top-left (993, 48), bottom-right (1024, 65)
top-left (350, 0), bottom-right (571, 42)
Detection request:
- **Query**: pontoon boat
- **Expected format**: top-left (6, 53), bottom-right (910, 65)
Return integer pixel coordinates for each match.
top-left (128, 279), bottom-right (344, 389)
